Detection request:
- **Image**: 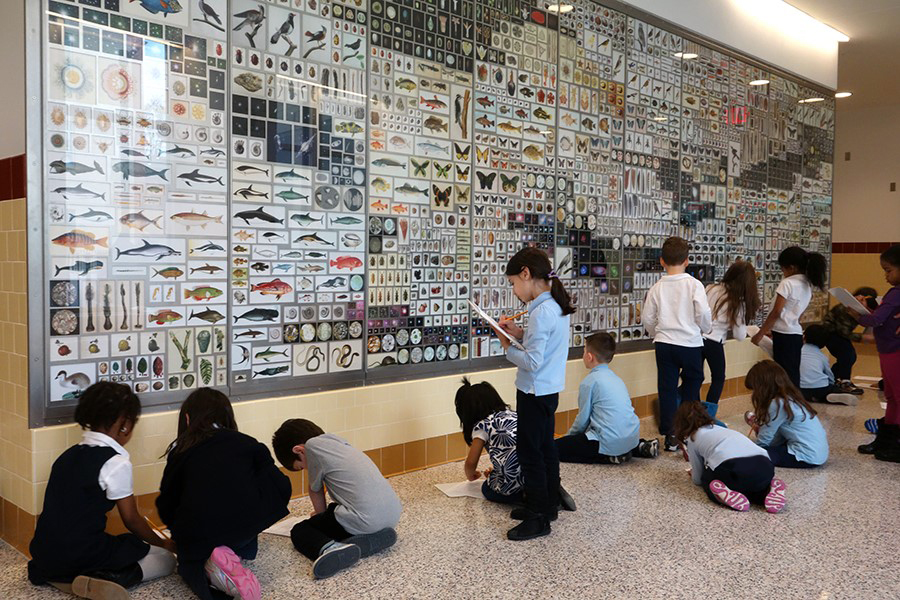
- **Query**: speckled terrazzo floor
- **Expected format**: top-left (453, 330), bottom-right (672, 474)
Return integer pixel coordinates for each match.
top-left (3, 386), bottom-right (898, 599)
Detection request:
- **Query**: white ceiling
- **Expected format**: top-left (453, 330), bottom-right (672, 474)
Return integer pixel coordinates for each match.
top-left (787, 0), bottom-right (900, 108)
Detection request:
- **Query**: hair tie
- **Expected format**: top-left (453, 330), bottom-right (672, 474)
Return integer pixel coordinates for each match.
top-left (548, 270), bottom-right (558, 279)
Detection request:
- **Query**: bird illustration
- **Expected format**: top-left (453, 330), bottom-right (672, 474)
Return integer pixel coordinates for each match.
top-left (270, 13), bottom-right (295, 45)
top-left (344, 37), bottom-right (362, 51)
top-left (305, 25), bottom-right (326, 44)
top-left (233, 5), bottom-right (265, 31)
top-left (198, 0), bottom-right (222, 25)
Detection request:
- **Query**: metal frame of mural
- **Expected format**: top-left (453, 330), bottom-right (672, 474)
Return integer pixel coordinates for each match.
top-left (26, 0), bottom-right (835, 426)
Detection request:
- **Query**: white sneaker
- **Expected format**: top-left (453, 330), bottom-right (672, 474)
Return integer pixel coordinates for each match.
top-left (825, 393), bottom-right (858, 406)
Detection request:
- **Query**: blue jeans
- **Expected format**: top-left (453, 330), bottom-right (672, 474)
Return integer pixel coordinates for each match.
top-left (481, 480), bottom-right (523, 505)
top-left (655, 342), bottom-right (704, 435)
top-left (766, 442), bottom-right (820, 469)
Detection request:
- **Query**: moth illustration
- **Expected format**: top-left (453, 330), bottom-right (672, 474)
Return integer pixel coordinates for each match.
top-left (432, 185), bottom-right (452, 207)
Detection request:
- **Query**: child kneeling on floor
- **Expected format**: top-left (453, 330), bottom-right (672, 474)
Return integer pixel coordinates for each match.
top-left (674, 401), bottom-right (786, 513)
top-left (273, 419), bottom-right (401, 579)
top-left (29, 382), bottom-right (176, 599)
top-left (556, 332), bottom-right (658, 463)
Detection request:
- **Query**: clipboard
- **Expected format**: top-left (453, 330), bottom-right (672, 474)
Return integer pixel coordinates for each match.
top-left (829, 288), bottom-right (870, 314)
top-left (467, 299), bottom-right (526, 351)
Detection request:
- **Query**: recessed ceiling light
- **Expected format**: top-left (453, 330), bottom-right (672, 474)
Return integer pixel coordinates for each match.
top-left (749, 79), bottom-right (770, 86)
top-left (673, 52), bottom-right (698, 59)
top-left (834, 91), bottom-right (852, 98)
top-left (798, 97), bottom-right (825, 103)
top-left (546, 3), bottom-right (574, 13)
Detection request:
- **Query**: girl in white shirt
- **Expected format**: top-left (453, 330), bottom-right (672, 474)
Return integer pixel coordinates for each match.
top-left (702, 261), bottom-right (760, 420)
top-left (752, 246), bottom-right (827, 387)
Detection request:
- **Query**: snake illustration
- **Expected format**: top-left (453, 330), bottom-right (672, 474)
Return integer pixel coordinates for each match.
top-left (297, 346), bottom-right (326, 372)
top-left (332, 345), bottom-right (359, 369)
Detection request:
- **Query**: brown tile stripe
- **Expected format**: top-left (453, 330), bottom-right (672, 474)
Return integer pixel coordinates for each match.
top-left (832, 242), bottom-right (898, 254)
top-left (0, 153), bottom-right (25, 202)
top-left (1, 375), bottom-right (749, 557)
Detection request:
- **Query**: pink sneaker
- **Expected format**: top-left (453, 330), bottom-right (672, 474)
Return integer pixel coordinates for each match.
top-left (765, 478), bottom-right (787, 514)
top-left (204, 546), bottom-right (261, 600)
top-left (709, 480), bottom-right (750, 512)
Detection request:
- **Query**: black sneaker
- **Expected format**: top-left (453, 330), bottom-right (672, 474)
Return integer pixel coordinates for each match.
top-left (510, 507), bottom-right (558, 522)
top-left (558, 485), bottom-right (576, 511)
top-left (838, 380), bottom-right (865, 395)
top-left (343, 528), bottom-right (397, 558)
top-left (507, 517), bottom-right (551, 541)
top-left (312, 542), bottom-right (361, 579)
top-left (633, 438), bottom-right (659, 458)
top-left (664, 434), bottom-right (679, 452)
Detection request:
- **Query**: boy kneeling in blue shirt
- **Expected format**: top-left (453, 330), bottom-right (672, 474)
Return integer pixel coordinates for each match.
top-left (273, 419), bottom-right (401, 579)
top-left (556, 332), bottom-right (659, 463)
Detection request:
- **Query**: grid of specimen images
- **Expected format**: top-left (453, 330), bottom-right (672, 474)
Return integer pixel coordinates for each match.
top-left (41, 0), bottom-right (833, 403)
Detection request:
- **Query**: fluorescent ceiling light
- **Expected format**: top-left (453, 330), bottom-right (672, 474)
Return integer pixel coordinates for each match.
top-left (673, 52), bottom-right (698, 59)
top-left (749, 79), bottom-right (770, 86)
top-left (834, 91), bottom-right (852, 98)
top-left (546, 4), bottom-right (574, 13)
top-left (735, 0), bottom-right (849, 47)
top-left (798, 97), bottom-right (824, 103)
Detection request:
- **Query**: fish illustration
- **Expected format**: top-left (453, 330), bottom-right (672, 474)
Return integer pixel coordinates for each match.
top-left (255, 347), bottom-right (289, 362)
top-left (330, 216), bottom-right (363, 225)
top-left (146, 185), bottom-right (164, 193)
top-left (262, 232), bottom-right (284, 241)
top-left (184, 286), bottom-right (223, 301)
top-left (253, 365), bottom-right (289, 378)
top-left (291, 213), bottom-right (323, 226)
top-left (335, 122), bottom-right (364, 135)
top-left (56, 184), bottom-right (107, 202)
top-left (235, 230), bottom-right (254, 241)
top-left (236, 165), bottom-right (269, 176)
top-left (148, 309), bottom-right (182, 325)
top-left (476, 116), bottom-right (495, 127)
top-left (341, 233), bottom-right (362, 248)
top-left (159, 145), bottom-right (195, 158)
top-left (200, 147), bottom-right (225, 157)
top-left (189, 308), bottom-right (225, 324)
top-left (250, 278), bottom-right (293, 299)
top-left (68, 208), bottom-right (113, 222)
top-left (372, 158), bottom-right (405, 168)
top-left (296, 264), bottom-right (325, 272)
top-left (171, 211), bottom-right (224, 228)
top-left (329, 256), bottom-right (363, 270)
top-left (294, 233), bottom-right (333, 246)
top-left (272, 263), bottom-right (293, 272)
top-left (122, 149), bottom-right (150, 158)
top-left (120, 211), bottom-right (162, 231)
top-left (190, 264), bottom-right (223, 275)
top-left (234, 329), bottom-right (264, 339)
top-left (191, 242), bottom-right (225, 254)
top-left (178, 168), bottom-right (224, 187)
top-left (389, 136), bottom-right (408, 149)
top-left (420, 96), bottom-right (447, 110)
top-left (50, 160), bottom-right (104, 176)
top-left (371, 177), bottom-right (390, 191)
top-left (396, 183), bottom-right (428, 196)
top-left (395, 78), bottom-right (417, 91)
top-left (54, 260), bottom-right (103, 277)
top-left (417, 142), bottom-right (449, 155)
top-left (370, 200), bottom-right (389, 211)
top-left (115, 239), bottom-right (180, 261)
top-left (275, 168), bottom-right (310, 181)
top-left (533, 107), bottom-right (551, 120)
top-left (234, 206), bottom-right (283, 224)
top-left (52, 230), bottom-right (108, 254)
top-left (423, 116), bottom-right (448, 132)
top-left (476, 96), bottom-right (494, 108)
top-left (234, 72), bottom-right (263, 92)
top-left (523, 144), bottom-right (544, 160)
top-left (132, 0), bottom-right (182, 17)
top-left (318, 276), bottom-right (346, 289)
top-left (250, 262), bottom-right (269, 272)
top-left (275, 188), bottom-right (308, 202)
top-left (112, 162), bottom-right (169, 181)
top-left (498, 121), bottom-right (522, 133)
top-left (151, 266), bottom-right (184, 279)
top-left (234, 307), bottom-right (279, 323)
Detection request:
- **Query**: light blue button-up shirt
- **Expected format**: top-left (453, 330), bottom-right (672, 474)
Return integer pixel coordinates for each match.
top-left (506, 291), bottom-right (570, 396)
top-left (756, 397), bottom-right (829, 465)
top-left (800, 343), bottom-right (834, 389)
top-left (568, 364), bottom-right (640, 456)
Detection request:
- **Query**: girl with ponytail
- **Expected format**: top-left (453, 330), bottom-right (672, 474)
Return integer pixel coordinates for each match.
top-left (751, 246), bottom-right (828, 386)
top-left (495, 247), bottom-right (575, 541)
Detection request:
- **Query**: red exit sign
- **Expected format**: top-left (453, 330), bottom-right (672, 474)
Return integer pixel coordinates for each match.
top-left (723, 106), bottom-right (748, 125)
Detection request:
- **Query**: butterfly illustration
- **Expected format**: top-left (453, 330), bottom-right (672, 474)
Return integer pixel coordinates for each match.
top-left (411, 158), bottom-right (430, 177)
top-left (455, 185), bottom-right (470, 204)
top-left (476, 171), bottom-right (497, 190)
top-left (456, 165), bottom-right (470, 181)
top-left (475, 146), bottom-right (489, 164)
top-left (434, 162), bottom-right (451, 178)
top-left (576, 136), bottom-right (589, 153)
top-left (474, 204), bottom-right (485, 215)
top-left (454, 143), bottom-right (471, 160)
top-left (432, 185), bottom-right (451, 207)
top-left (500, 174), bottom-right (519, 193)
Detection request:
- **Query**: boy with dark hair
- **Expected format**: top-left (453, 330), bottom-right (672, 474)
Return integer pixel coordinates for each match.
top-left (800, 324), bottom-right (858, 406)
top-left (555, 332), bottom-right (659, 463)
top-left (272, 419), bottom-right (401, 579)
top-left (822, 286), bottom-right (878, 394)
top-left (643, 237), bottom-right (712, 451)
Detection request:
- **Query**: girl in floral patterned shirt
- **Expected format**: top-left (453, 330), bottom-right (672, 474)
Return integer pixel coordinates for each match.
top-left (455, 378), bottom-right (524, 503)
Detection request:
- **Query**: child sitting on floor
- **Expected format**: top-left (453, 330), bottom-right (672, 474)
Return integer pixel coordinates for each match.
top-left (674, 401), bottom-right (786, 513)
top-left (745, 360), bottom-right (829, 468)
top-left (29, 382), bottom-right (176, 599)
top-left (272, 419), bottom-right (401, 580)
top-left (455, 377), bottom-right (524, 504)
top-left (555, 332), bottom-right (658, 463)
top-left (799, 324), bottom-right (858, 405)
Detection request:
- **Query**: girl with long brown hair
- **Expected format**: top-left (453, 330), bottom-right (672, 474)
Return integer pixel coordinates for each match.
top-left (744, 360), bottom-right (829, 468)
top-left (702, 260), bottom-right (760, 420)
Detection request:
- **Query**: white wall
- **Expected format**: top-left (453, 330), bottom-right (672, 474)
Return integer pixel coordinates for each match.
top-left (620, 0), bottom-right (839, 89)
top-left (0, 0), bottom-right (25, 158)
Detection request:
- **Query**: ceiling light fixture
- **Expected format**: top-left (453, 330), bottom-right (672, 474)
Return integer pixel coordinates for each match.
top-left (798, 97), bottom-right (825, 103)
top-left (834, 91), bottom-right (852, 98)
top-left (673, 52), bottom-right (698, 59)
top-left (749, 79), bottom-right (770, 86)
top-left (546, 4), bottom-right (574, 13)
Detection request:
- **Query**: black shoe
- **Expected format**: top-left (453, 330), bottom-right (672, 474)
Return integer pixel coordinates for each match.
top-left (507, 517), bottom-right (551, 541)
top-left (312, 542), bottom-right (361, 579)
top-left (558, 485), bottom-right (576, 512)
top-left (858, 440), bottom-right (877, 455)
top-left (633, 438), bottom-right (659, 458)
top-left (510, 507), bottom-right (557, 521)
top-left (343, 528), bottom-right (397, 558)
top-left (664, 434), bottom-right (679, 452)
top-left (873, 425), bottom-right (900, 463)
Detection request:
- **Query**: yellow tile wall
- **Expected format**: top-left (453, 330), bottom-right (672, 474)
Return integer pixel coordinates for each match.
top-left (831, 253), bottom-right (892, 298)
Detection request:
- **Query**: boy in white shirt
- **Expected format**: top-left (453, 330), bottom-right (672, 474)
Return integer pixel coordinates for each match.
top-left (643, 237), bottom-right (712, 451)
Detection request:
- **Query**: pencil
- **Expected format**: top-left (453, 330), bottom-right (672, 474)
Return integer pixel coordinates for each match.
top-left (145, 516), bottom-right (170, 540)
top-left (502, 310), bottom-right (529, 321)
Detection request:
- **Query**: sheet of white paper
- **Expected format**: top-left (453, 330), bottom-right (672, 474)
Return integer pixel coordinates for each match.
top-left (467, 299), bottom-right (526, 351)
top-left (829, 288), bottom-right (871, 315)
top-left (262, 516), bottom-right (304, 537)
top-left (882, 402), bottom-right (888, 410)
top-left (435, 480), bottom-right (485, 499)
top-left (746, 326), bottom-right (773, 357)
top-left (853, 376), bottom-right (882, 382)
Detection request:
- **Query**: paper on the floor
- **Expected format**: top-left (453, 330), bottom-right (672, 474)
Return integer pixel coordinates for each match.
top-left (262, 516), bottom-right (303, 537)
top-left (853, 376), bottom-right (882, 382)
top-left (435, 480), bottom-right (484, 499)
top-left (882, 402), bottom-right (888, 410)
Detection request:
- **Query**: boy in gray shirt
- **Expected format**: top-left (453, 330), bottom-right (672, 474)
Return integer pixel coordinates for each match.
top-left (273, 419), bottom-right (401, 579)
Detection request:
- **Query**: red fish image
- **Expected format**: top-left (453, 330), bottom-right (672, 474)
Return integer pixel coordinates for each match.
top-left (52, 230), bottom-right (108, 254)
top-left (330, 256), bottom-right (363, 270)
top-left (370, 199), bottom-right (388, 211)
top-left (148, 309), bottom-right (182, 325)
top-left (476, 96), bottom-right (494, 108)
top-left (250, 278), bottom-right (293, 299)
top-left (420, 96), bottom-right (447, 110)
